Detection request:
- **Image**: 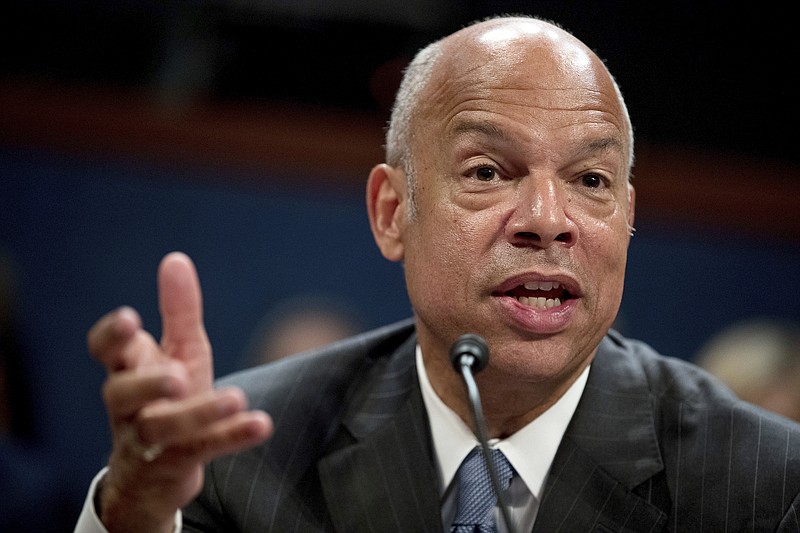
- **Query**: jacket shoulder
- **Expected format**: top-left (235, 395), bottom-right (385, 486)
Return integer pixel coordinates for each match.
top-left (601, 330), bottom-right (741, 408)
top-left (586, 331), bottom-right (800, 528)
top-left (215, 317), bottom-right (416, 412)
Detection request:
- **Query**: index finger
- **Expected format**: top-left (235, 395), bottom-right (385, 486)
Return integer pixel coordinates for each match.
top-left (157, 252), bottom-right (209, 355)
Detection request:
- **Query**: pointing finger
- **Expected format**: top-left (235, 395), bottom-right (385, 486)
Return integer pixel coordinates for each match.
top-left (157, 252), bottom-right (209, 357)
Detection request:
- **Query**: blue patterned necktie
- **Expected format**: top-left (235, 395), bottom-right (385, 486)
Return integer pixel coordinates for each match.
top-left (450, 447), bottom-right (516, 533)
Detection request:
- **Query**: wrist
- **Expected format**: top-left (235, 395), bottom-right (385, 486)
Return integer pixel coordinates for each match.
top-left (96, 474), bottom-right (178, 533)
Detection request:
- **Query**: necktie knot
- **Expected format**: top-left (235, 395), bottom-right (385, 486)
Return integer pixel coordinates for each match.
top-left (450, 447), bottom-right (515, 532)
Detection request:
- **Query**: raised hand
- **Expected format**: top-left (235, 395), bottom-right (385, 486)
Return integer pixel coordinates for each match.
top-left (87, 252), bottom-right (272, 533)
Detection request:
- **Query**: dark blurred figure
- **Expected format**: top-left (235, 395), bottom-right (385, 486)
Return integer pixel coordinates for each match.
top-left (241, 294), bottom-right (363, 368)
top-left (695, 318), bottom-right (800, 422)
top-left (0, 251), bottom-right (74, 532)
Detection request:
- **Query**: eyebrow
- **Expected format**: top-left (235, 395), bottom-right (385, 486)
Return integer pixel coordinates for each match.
top-left (450, 119), bottom-right (626, 159)
top-left (586, 136), bottom-right (624, 151)
top-left (576, 136), bottom-right (626, 159)
top-left (449, 120), bottom-right (510, 141)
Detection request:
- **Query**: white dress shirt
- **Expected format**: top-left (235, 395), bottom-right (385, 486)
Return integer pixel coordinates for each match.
top-left (416, 345), bottom-right (589, 533)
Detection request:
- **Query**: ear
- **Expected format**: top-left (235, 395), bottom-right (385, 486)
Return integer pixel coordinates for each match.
top-left (627, 183), bottom-right (636, 234)
top-left (366, 163), bottom-right (406, 262)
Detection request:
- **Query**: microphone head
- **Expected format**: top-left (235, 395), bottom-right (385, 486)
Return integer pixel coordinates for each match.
top-left (450, 333), bottom-right (490, 374)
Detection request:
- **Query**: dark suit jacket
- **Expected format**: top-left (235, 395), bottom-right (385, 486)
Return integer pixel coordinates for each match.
top-left (183, 319), bottom-right (800, 532)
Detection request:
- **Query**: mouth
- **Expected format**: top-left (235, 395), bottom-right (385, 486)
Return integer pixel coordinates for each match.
top-left (496, 280), bottom-right (575, 310)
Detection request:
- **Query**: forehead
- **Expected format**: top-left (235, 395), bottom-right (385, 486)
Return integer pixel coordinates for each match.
top-left (417, 21), bottom-right (627, 148)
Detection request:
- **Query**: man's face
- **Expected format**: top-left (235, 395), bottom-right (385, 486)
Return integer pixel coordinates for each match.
top-left (394, 24), bottom-right (635, 386)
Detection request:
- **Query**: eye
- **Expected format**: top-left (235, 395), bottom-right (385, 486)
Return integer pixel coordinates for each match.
top-left (474, 166), bottom-right (497, 182)
top-left (580, 173), bottom-right (605, 189)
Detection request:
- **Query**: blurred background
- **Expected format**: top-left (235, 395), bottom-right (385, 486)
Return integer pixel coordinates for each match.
top-left (1, 1), bottom-right (798, 529)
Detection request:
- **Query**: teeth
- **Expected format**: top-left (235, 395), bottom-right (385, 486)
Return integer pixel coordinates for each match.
top-left (523, 281), bottom-right (560, 291)
top-left (518, 296), bottom-right (562, 309)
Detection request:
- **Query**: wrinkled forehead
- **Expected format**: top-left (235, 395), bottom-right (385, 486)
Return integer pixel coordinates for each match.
top-left (409, 19), bottom-right (630, 160)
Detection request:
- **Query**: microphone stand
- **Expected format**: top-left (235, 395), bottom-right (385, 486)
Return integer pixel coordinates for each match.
top-left (452, 334), bottom-right (517, 533)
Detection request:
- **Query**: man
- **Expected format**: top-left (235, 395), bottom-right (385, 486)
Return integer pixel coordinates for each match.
top-left (76, 15), bottom-right (800, 532)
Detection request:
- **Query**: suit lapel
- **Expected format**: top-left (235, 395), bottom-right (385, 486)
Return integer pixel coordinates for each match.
top-left (319, 330), bottom-right (672, 532)
top-left (534, 334), bottom-right (668, 532)
top-left (318, 336), bottom-right (442, 532)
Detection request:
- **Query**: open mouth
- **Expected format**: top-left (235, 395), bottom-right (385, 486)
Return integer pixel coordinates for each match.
top-left (501, 281), bottom-right (573, 309)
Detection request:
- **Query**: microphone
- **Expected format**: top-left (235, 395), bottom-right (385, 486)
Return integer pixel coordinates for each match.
top-left (450, 334), bottom-right (517, 533)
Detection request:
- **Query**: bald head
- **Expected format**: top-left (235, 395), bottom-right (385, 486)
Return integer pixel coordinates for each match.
top-left (386, 15), bottom-right (633, 204)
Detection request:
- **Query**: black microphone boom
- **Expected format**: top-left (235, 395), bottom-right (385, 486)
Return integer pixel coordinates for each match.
top-left (449, 333), bottom-right (517, 533)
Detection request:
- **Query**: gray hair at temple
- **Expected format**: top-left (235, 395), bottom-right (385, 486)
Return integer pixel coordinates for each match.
top-left (384, 15), bottom-right (636, 219)
top-left (384, 40), bottom-right (443, 219)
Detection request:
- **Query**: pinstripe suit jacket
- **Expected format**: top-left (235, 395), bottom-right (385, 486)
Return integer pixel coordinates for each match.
top-left (184, 319), bottom-right (800, 532)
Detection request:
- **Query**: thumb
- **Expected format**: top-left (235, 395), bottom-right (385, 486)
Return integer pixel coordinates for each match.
top-left (158, 252), bottom-right (210, 361)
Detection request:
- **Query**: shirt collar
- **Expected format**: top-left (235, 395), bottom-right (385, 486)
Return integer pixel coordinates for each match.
top-left (416, 344), bottom-right (589, 501)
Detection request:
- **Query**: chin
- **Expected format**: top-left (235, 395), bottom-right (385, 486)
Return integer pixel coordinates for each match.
top-left (487, 340), bottom-right (587, 383)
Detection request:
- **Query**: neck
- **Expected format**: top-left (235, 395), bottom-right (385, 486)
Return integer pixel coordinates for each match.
top-left (424, 346), bottom-right (591, 438)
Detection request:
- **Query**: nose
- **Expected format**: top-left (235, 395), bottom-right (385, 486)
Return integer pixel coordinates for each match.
top-left (505, 177), bottom-right (576, 248)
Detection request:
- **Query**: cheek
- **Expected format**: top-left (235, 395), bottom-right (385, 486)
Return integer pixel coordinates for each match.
top-left (579, 221), bottom-right (630, 309)
top-left (423, 199), bottom-right (492, 255)
top-left (571, 200), bottom-right (630, 256)
top-left (404, 209), bottom-right (491, 304)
